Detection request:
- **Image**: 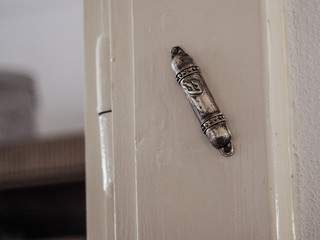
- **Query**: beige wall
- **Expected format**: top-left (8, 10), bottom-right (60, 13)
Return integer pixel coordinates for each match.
top-left (287, 0), bottom-right (320, 239)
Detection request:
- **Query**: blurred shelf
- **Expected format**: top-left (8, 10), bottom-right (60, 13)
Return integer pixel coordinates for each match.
top-left (0, 134), bottom-right (85, 190)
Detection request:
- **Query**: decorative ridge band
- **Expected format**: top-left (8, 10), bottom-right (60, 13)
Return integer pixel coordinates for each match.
top-left (201, 113), bottom-right (226, 133)
top-left (175, 66), bottom-right (200, 84)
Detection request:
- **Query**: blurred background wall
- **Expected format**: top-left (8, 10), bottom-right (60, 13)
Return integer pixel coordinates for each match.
top-left (0, 0), bottom-right (84, 137)
top-left (0, 1), bottom-right (86, 239)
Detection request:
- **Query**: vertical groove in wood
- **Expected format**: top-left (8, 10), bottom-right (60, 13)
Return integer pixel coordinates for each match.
top-left (109, 0), bottom-right (138, 238)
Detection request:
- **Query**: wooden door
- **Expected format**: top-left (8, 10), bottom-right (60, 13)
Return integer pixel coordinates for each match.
top-left (84, 0), bottom-right (296, 239)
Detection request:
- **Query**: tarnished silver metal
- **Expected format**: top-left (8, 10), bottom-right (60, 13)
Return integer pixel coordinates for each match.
top-left (171, 46), bottom-right (234, 157)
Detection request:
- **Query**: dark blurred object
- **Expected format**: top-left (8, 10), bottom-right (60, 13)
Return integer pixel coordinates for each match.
top-left (0, 71), bottom-right (36, 143)
top-left (0, 75), bottom-right (86, 239)
top-left (0, 182), bottom-right (86, 239)
top-left (0, 134), bottom-right (85, 190)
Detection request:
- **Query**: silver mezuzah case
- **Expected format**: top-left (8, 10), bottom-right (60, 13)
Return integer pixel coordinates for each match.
top-left (171, 46), bottom-right (234, 157)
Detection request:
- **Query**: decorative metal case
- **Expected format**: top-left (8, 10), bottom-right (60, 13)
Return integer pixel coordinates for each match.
top-left (171, 46), bottom-right (233, 157)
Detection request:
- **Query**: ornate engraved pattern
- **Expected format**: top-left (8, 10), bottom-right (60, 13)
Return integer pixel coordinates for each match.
top-left (175, 66), bottom-right (200, 84)
top-left (201, 113), bottom-right (226, 133)
top-left (181, 78), bottom-right (203, 95)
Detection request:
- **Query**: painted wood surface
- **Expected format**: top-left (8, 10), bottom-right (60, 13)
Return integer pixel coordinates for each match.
top-left (85, 0), bottom-right (296, 239)
top-left (132, 0), bottom-right (270, 239)
top-left (84, 1), bottom-right (107, 239)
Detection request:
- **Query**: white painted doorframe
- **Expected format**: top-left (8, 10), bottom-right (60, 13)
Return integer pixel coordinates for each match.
top-left (84, 0), bottom-right (296, 239)
top-left (261, 0), bottom-right (296, 239)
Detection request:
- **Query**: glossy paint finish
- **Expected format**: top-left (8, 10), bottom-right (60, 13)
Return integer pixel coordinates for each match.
top-left (261, 1), bottom-right (296, 239)
top-left (85, 0), bottom-right (137, 239)
top-left (84, 1), bottom-right (107, 239)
